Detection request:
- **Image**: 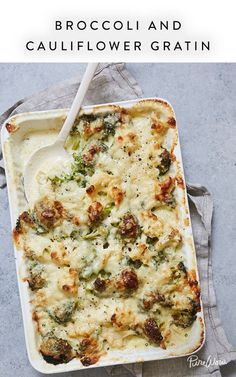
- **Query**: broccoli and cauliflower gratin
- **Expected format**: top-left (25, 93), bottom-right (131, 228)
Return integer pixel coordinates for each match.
top-left (13, 100), bottom-right (202, 366)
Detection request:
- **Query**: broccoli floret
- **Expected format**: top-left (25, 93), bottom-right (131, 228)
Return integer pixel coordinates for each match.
top-left (157, 149), bottom-right (171, 176)
top-left (72, 153), bottom-right (95, 176)
top-left (172, 308), bottom-right (197, 328)
top-left (102, 113), bottom-right (120, 139)
top-left (102, 203), bottom-right (114, 218)
top-left (65, 134), bottom-right (80, 150)
top-left (48, 154), bottom-right (90, 189)
top-left (27, 263), bottom-right (46, 290)
top-left (40, 336), bottom-right (73, 364)
top-left (48, 300), bottom-right (76, 324)
top-left (172, 299), bottom-right (200, 328)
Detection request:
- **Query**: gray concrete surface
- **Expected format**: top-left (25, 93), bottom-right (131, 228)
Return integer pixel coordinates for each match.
top-left (0, 63), bottom-right (235, 377)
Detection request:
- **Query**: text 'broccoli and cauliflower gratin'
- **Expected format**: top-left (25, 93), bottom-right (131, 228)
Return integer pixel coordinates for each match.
top-left (11, 100), bottom-right (204, 367)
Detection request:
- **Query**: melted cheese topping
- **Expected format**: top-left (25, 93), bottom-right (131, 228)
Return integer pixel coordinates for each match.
top-left (13, 100), bottom-right (201, 367)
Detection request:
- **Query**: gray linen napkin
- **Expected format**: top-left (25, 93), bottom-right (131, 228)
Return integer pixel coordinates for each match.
top-left (0, 63), bottom-right (235, 377)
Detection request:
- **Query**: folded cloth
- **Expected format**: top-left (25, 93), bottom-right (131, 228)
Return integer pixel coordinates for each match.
top-left (0, 63), bottom-right (235, 377)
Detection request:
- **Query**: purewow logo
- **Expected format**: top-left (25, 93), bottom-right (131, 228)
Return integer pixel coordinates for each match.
top-left (187, 355), bottom-right (227, 368)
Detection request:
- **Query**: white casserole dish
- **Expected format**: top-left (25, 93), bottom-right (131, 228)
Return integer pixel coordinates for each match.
top-left (1, 98), bottom-right (205, 374)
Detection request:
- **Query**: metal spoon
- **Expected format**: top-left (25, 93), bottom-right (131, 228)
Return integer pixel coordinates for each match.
top-left (23, 63), bottom-right (98, 204)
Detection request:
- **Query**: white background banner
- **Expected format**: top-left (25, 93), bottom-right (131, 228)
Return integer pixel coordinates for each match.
top-left (0, 0), bottom-right (235, 62)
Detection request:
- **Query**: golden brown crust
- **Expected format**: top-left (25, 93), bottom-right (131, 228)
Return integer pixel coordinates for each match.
top-left (155, 176), bottom-right (175, 202)
top-left (111, 186), bottom-right (124, 206)
top-left (87, 201), bottom-right (103, 225)
top-left (118, 213), bottom-right (139, 239)
top-left (86, 185), bottom-right (96, 196)
top-left (143, 318), bottom-right (163, 345)
top-left (79, 337), bottom-right (100, 366)
top-left (5, 122), bottom-right (18, 133)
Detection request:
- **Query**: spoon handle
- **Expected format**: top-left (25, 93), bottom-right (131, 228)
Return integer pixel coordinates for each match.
top-left (56, 63), bottom-right (98, 144)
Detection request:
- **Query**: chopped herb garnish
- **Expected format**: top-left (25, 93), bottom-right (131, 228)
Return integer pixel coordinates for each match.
top-left (146, 236), bottom-right (159, 245)
top-left (153, 250), bottom-right (168, 267)
top-left (127, 257), bottom-right (143, 269)
top-left (100, 141), bottom-right (108, 152)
